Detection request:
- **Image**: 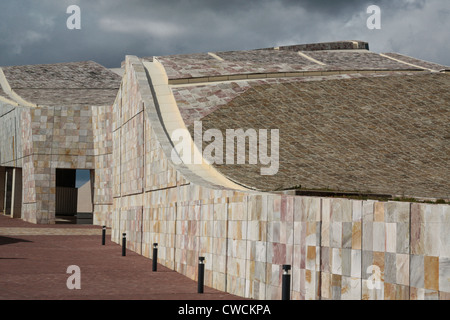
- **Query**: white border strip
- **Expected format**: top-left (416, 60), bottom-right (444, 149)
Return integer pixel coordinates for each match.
top-left (207, 52), bottom-right (224, 61)
top-left (379, 53), bottom-right (437, 72)
top-left (297, 51), bottom-right (326, 66)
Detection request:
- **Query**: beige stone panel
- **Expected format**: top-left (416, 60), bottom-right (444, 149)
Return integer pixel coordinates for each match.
top-left (374, 202), bottom-right (385, 222)
top-left (352, 222), bottom-right (361, 250)
top-left (373, 251), bottom-right (385, 282)
top-left (424, 256), bottom-right (439, 291)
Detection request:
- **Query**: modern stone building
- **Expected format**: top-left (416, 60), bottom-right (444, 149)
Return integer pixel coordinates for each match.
top-left (1, 40), bottom-right (449, 300)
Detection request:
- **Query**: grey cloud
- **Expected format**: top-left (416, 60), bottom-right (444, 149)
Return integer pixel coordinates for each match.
top-left (0, 0), bottom-right (448, 68)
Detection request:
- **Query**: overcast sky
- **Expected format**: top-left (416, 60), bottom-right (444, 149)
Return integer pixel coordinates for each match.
top-left (0, 0), bottom-right (448, 68)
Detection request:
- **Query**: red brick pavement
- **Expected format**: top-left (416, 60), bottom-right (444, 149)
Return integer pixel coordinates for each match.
top-left (0, 214), bottom-right (246, 300)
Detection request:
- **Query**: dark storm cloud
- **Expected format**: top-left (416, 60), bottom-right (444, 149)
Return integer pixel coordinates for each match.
top-left (0, 0), bottom-right (448, 68)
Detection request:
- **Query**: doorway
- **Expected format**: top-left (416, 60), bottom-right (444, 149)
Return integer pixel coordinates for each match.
top-left (55, 169), bottom-right (77, 224)
top-left (55, 169), bottom-right (93, 224)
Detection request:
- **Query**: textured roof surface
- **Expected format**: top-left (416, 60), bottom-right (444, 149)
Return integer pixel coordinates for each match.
top-left (301, 50), bottom-right (416, 70)
top-left (2, 61), bottom-right (121, 106)
top-left (178, 72), bottom-right (449, 199)
top-left (155, 44), bottom-right (438, 81)
top-left (173, 71), bottom-right (413, 126)
top-left (161, 42), bottom-right (449, 198)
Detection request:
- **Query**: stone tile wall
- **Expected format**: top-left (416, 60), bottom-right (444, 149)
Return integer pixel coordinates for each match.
top-left (110, 56), bottom-right (450, 300)
top-left (16, 105), bottom-right (95, 224)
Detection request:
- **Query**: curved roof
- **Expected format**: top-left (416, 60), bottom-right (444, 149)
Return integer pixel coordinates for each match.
top-left (152, 41), bottom-right (450, 199)
top-left (0, 61), bottom-right (121, 107)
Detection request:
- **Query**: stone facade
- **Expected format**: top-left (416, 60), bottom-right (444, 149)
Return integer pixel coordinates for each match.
top-left (105, 54), bottom-right (449, 300)
top-left (0, 61), bottom-right (121, 224)
top-left (0, 41), bottom-right (449, 300)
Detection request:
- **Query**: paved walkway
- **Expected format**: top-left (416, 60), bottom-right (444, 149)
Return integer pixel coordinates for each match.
top-left (0, 214), bottom-right (245, 300)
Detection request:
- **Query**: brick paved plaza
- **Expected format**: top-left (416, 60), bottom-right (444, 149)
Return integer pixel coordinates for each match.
top-left (0, 214), bottom-right (244, 300)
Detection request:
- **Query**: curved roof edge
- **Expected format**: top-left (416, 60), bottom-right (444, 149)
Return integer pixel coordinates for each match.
top-left (0, 67), bottom-right (36, 107)
top-left (124, 55), bottom-right (252, 192)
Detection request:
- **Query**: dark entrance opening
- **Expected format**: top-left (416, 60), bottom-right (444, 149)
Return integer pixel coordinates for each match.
top-left (55, 169), bottom-right (77, 224)
top-left (55, 169), bottom-right (93, 224)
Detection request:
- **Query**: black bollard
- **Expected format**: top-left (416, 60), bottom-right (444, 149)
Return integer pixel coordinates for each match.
top-left (102, 226), bottom-right (106, 245)
top-left (122, 233), bottom-right (126, 256)
top-left (152, 243), bottom-right (158, 272)
top-left (282, 264), bottom-right (291, 300)
top-left (198, 257), bottom-right (205, 293)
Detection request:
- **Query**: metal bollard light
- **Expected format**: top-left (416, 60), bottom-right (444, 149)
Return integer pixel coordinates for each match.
top-left (122, 233), bottom-right (126, 256)
top-left (102, 226), bottom-right (106, 245)
top-left (198, 257), bottom-right (205, 293)
top-left (282, 264), bottom-right (291, 300)
top-left (152, 243), bottom-right (158, 272)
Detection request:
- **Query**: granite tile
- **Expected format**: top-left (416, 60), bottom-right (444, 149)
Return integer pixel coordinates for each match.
top-left (373, 222), bottom-right (385, 252)
top-left (410, 255), bottom-right (424, 288)
top-left (424, 221), bottom-right (440, 257)
top-left (342, 221), bottom-right (352, 249)
top-left (362, 221), bottom-right (373, 251)
top-left (342, 248), bottom-right (352, 277)
top-left (351, 249), bottom-right (362, 278)
top-left (362, 250), bottom-right (373, 280)
top-left (396, 253), bottom-right (409, 286)
top-left (439, 257), bottom-right (450, 293)
top-left (331, 221), bottom-right (342, 248)
top-left (341, 277), bottom-right (361, 300)
top-left (396, 221), bottom-right (410, 254)
top-left (332, 248), bottom-right (342, 275)
top-left (385, 222), bottom-right (396, 253)
top-left (384, 252), bottom-right (396, 284)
